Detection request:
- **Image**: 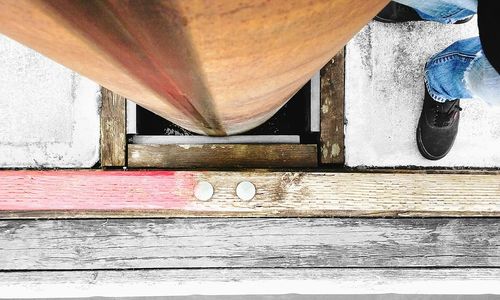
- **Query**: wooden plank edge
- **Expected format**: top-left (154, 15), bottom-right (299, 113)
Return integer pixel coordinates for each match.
top-left (2, 210), bottom-right (500, 219)
top-left (127, 144), bottom-right (318, 168)
top-left (1, 268), bottom-right (500, 298)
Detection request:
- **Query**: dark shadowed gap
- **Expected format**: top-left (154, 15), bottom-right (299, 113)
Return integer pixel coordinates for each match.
top-left (135, 82), bottom-right (313, 139)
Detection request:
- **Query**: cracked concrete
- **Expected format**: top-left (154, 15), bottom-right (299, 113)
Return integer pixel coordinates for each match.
top-left (0, 35), bottom-right (100, 168)
top-left (345, 18), bottom-right (500, 167)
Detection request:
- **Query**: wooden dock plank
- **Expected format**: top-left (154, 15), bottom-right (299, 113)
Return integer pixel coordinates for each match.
top-left (0, 170), bottom-right (500, 218)
top-left (0, 218), bottom-right (499, 270)
top-left (128, 144), bottom-right (318, 168)
top-left (100, 88), bottom-right (126, 167)
top-left (2, 268), bottom-right (500, 297)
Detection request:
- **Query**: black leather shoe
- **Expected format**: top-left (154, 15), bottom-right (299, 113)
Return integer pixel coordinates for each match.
top-left (374, 1), bottom-right (473, 24)
top-left (375, 2), bottom-right (423, 23)
top-left (416, 88), bottom-right (462, 160)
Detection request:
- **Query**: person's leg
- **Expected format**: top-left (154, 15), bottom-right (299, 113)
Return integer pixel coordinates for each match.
top-left (465, 53), bottom-right (500, 106)
top-left (425, 36), bottom-right (500, 104)
top-left (374, 1), bottom-right (494, 160)
top-left (389, 0), bottom-right (477, 24)
top-left (416, 37), bottom-right (500, 160)
top-left (425, 37), bottom-right (482, 102)
top-left (417, 38), bottom-right (478, 160)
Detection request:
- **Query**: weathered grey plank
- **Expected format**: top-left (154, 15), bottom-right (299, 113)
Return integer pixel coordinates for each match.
top-left (1, 268), bottom-right (500, 298)
top-left (1, 218), bottom-right (499, 270)
top-left (100, 88), bottom-right (126, 167)
top-left (320, 49), bottom-right (345, 164)
top-left (128, 144), bottom-right (318, 168)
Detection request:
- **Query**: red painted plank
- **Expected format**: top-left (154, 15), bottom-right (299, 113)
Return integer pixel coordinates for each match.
top-left (0, 171), bottom-right (196, 211)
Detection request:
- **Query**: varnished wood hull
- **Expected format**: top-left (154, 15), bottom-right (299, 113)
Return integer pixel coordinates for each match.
top-left (0, 0), bottom-right (388, 135)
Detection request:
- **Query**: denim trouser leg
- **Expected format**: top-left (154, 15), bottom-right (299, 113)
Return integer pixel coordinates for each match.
top-left (393, 0), bottom-right (477, 24)
top-left (425, 37), bottom-right (500, 105)
top-left (465, 51), bottom-right (500, 106)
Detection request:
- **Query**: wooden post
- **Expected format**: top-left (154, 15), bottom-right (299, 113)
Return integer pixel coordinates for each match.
top-left (320, 49), bottom-right (346, 165)
top-left (100, 88), bottom-right (127, 167)
top-left (0, 0), bottom-right (388, 135)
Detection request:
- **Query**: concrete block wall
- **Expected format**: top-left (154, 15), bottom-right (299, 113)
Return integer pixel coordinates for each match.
top-left (0, 35), bottom-right (100, 168)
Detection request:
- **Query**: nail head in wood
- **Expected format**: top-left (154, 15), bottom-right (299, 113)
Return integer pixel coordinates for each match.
top-left (194, 181), bottom-right (214, 201)
top-left (236, 181), bottom-right (256, 201)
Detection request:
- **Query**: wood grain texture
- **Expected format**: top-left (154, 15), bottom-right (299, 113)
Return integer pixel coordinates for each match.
top-left (0, 0), bottom-right (389, 135)
top-left (1, 218), bottom-right (499, 270)
top-left (2, 269), bottom-right (500, 297)
top-left (320, 49), bottom-right (345, 164)
top-left (100, 88), bottom-right (126, 167)
top-left (128, 144), bottom-right (318, 168)
top-left (1, 170), bottom-right (500, 218)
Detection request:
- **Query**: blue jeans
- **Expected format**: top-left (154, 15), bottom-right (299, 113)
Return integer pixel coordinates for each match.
top-left (394, 0), bottom-right (500, 105)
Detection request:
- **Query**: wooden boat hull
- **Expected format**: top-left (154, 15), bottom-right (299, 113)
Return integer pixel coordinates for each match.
top-left (0, 0), bottom-right (388, 135)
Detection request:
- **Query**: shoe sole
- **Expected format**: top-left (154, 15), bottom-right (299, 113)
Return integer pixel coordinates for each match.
top-left (454, 16), bottom-right (474, 24)
top-left (373, 15), bottom-right (473, 24)
top-left (373, 16), bottom-right (421, 23)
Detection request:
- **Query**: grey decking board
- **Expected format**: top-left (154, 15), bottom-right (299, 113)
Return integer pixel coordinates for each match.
top-left (1, 218), bottom-right (499, 270)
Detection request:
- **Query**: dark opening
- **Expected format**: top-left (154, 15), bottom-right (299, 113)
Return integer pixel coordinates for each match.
top-left (134, 82), bottom-right (315, 141)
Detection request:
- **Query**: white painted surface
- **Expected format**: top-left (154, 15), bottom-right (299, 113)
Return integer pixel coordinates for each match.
top-left (310, 71), bottom-right (321, 132)
top-left (345, 19), bottom-right (500, 167)
top-left (126, 100), bottom-right (137, 134)
top-left (1, 269), bottom-right (500, 298)
top-left (131, 135), bottom-right (300, 144)
top-left (0, 35), bottom-right (100, 168)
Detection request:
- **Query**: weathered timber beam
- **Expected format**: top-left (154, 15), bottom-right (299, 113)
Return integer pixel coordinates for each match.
top-left (127, 144), bottom-right (318, 168)
top-left (320, 49), bottom-right (345, 164)
top-left (1, 218), bottom-right (499, 269)
top-left (0, 170), bottom-right (500, 218)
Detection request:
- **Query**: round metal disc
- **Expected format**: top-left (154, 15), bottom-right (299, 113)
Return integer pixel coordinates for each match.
top-left (194, 181), bottom-right (214, 201)
top-left (236, 181), bottom-right (256, 201)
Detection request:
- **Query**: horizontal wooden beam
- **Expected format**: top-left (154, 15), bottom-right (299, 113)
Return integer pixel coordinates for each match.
top-left (128, 144), bottom-right (317, 168)
top-left (2, 268), bottom-right (500, 297)
top-left (1, 218), bottom-right (499, 270)
top-left (0, 170), bottom-right (500, 218)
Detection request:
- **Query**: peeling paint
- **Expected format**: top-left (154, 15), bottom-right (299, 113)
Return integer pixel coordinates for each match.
top-left (178, 145), bottom-right (204, 150)
top-left (331, 143), bottom-right (341, 158)
top-left (321, 145), bottom-right (328, 159)
top-left (321, 104), bottom-right (330, 114)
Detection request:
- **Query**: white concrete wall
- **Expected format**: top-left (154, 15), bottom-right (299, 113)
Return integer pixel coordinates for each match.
top-left (0, 35), bottom-right (100, 168)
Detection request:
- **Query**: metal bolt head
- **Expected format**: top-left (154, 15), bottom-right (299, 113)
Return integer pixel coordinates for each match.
top-left (194, 181), bottom-right (214, 201)
top-left (236, 181), bottom-right (256, 201)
